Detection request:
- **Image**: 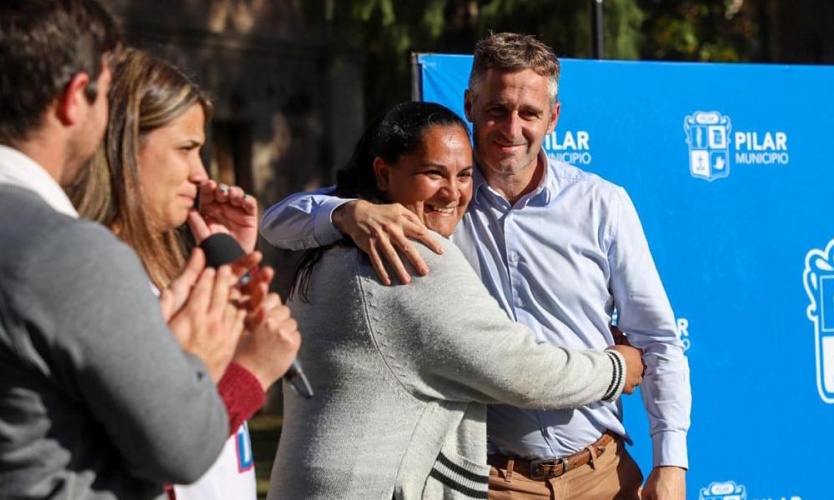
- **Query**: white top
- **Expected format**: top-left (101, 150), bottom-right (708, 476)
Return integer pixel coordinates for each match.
top-left (173, 423), bottom-right (256, 500)
top-left (0, 145), bottom-right (78, 217)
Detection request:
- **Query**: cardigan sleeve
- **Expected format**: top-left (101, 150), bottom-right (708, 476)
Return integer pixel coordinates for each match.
top-left (363, 237), bottom-right (626, 410)
top-left (217, 362), bottom-right (266, 434)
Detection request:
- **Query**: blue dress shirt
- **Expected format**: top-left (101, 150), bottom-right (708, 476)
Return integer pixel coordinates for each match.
top-left (260, 153), bottom-right (691, 468)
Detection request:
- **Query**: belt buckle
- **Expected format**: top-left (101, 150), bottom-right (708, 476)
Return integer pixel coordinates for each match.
top-left (529, 457), bottom-right (566, 480)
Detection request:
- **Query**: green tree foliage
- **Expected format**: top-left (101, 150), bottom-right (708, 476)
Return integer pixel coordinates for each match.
top-left (312, 0), bottom-right (648, 119)
top-left (309, 0), bottom-right (826, 120)
top-left (637, 0), bottom-right (763, 62)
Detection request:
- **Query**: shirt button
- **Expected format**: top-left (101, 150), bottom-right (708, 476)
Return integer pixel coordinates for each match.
top-left (515, 297), bottom-right (525, 308)
top-left (509, 252), bottom-right (519, 263)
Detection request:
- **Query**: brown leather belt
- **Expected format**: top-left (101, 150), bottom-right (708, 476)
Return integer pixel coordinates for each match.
top-left (487, 431), bottom-right (618, 480)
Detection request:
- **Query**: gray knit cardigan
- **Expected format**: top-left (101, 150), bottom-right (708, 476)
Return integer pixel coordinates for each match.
top-left (268, 236), bottom-right (624, 500)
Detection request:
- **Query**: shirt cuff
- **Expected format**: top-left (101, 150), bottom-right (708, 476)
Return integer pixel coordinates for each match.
top-left (652, 430), bottom-right (688, 469)
top-left (314, 197), bottom-right (353, 245)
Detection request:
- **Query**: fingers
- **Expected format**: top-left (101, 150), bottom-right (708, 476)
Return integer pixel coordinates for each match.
top-left (207, 265), bottom-right (245, 375)
top-left (212, 183), bottom-right (253, 209)
top-left (256, 293), bottom-right (284, 319)
top-left (608, 344), bottom-right (644, 394)
top-left (167, 261), bottom-right (253, 383)
top-left (339, 201), bottom-right (442, 285)
top-left (169, 268), bottom-right (216, 344)
top-left (230, 251), bottom-right (262, 283)
top-left (366, 243), bottom-right (392, 286)
top-left (208, 266), bottom-right (234, 317)
top-left (228, 186), bottom-right (258, 214)
top-left (393, 237), bottom-right (429, 278)
top-left (240, 190), bottom-right (257, 214)
top-left (200, 181), bottom-right (257, 215)
top-left (244, 292), bottom-right (286, 333)
top-left (165, 248), bottom-right (206, 315)
top-left (376, 234), bottom-right (412, 285)
top-left (199, 180), bottom-right (218, 207)
top-left (251, 264), bottom-right (274, 297)
top-left (222, 294), bottom-right (247, 348)
top-left (197, 182), bottom-right (259, 253)
top-left (215, 183), bottom-right (231, 204)
top-left (187, 209), bottom-right (212, 244)
top-left (239, 265), bottom-right (274, 318)
top-left (403, 212), bottom-right (443, 256)
top-left (158, 288), bottom-right (175, 322)
top-left (388, 206), bottom-right (430, 277)
top-left (179, 267), bottom-right (216, 331)
top-left (181, 247), bottom-right (207, 284)
top-left (233, 296), bottom-right (301, 390)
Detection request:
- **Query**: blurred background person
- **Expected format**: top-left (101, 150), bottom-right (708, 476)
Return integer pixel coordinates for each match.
top-left (0, 1), bottom-right (250, 498)
top-left (67, 48), bottom-right (300, 500)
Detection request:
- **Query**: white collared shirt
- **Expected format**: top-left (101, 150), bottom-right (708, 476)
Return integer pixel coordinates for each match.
top-left (0, 145), bottom-right (78, 218)
top-left (455, 152), bottom-right (690, 467)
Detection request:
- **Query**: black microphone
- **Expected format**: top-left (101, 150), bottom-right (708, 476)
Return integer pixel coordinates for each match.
top-left (199, 233), bottom-right (314, 399)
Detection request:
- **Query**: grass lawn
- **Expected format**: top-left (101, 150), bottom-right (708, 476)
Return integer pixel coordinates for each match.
top-left (249, 413), bottom-right (283, 499)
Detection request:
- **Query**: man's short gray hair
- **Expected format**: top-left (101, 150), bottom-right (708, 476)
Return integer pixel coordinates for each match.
top-left (468, 32), bottom-right (560, 105)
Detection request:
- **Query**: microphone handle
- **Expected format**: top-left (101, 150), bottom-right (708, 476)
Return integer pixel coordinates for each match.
top-left (285, 359), bottom-right (313, 399)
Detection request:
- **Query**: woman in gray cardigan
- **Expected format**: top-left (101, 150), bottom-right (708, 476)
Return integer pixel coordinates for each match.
top-left (266, 102), bottom-right (643, 500)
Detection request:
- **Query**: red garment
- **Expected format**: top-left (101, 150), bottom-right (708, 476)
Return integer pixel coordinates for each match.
top-left (217, 362), bottom-right (266, 435)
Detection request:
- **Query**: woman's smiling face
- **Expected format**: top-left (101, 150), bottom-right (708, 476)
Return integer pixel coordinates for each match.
top-left (373, 124), bottom-right (474, 237)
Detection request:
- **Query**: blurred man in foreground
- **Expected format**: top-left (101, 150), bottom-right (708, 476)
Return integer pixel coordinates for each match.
top-left (0, 1), bottom-right (244, 497)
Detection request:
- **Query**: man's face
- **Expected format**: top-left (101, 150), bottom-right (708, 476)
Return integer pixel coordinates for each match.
top-left (464, 68), bottom-right (559, 180)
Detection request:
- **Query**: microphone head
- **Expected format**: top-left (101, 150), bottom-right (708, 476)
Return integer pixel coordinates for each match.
top-left (200, 233), bottom-right (245, 268)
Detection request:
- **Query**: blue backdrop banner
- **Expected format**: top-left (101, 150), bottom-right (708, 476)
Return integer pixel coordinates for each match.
top-left (416, 53), bottom-right (834, 500)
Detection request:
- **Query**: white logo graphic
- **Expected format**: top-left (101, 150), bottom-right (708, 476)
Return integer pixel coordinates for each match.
top-left (684, 111), bottom-right (789, 181)
top-left (684, 111), bottom-right (732, 181)
top-left (803, 238), bottom-right (834, 403)
top-left (544, 130), bottom-right (592, 165)
top-left (699, 481), bottom-right (747, 500)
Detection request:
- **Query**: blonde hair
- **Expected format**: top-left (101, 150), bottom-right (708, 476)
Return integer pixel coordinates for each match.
top-left (69, 48), bottom-right (213, 289)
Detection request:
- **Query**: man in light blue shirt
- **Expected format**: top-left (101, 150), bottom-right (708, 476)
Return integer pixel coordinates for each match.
top-left (261, 33), bottom-right (690, 500)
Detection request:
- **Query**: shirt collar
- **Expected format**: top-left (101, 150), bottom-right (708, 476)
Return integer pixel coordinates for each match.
top-left (0, 145), bottom-right (78, 218)
top-left (473, 149), bottom-right (553, 208)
